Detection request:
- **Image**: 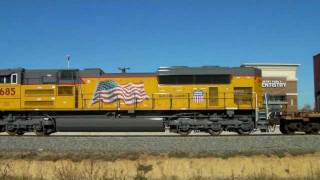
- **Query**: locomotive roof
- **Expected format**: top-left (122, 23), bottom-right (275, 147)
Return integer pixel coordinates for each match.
top-left (0, 66), bottom-right (261, 77)
top-left (157, 66), bottom-right (261, 76)
top-left (0, 68), bottom-right (24, 76)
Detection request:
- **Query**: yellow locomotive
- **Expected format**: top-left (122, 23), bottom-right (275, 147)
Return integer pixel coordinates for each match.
top-left (0, 66), bottom-right (266, 135)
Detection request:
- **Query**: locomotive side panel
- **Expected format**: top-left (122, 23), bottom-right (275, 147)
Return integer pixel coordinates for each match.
top-left (230, 75), bottom-right (258, 110)
top-left (21, 85), bottom-right (55, 110)
top-left (78, 74), bottom-right (261, 112)
top-left (0, 84), bottom-right (20, 110)
top-left (55, 85), bottom-right (78, 109)
top-left (19, 85), bottom-right (78, 110)
top-left (156, 75), bottom-right (260, 111)
top-left (0, 68), bottom-right (262, 112)
top-left (79, 75), bottom-right (158, 111)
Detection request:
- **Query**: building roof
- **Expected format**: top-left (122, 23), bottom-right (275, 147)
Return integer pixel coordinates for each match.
top-left (241, 63), bottom-right (300, 67)
top-left (314, 53), bottom-right (320, 58)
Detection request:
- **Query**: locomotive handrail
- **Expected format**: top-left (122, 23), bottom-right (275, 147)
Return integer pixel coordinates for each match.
top-left (0, 90), bottom-right (257, 111)
top-left (79, 91), bottom-right (256, 111)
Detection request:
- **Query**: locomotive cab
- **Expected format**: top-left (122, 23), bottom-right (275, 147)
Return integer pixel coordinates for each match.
top-left (0, 68), bottom-right (22, 110)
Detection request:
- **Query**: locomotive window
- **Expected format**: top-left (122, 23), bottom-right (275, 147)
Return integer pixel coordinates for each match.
top-left (58, 86), bottom-right (74, 96)
top-left (5, 76), bottom-right (10, 84)
top-left (11, 74), bottom-right (17, 84)
top-left (234, 87), bottom-right (252, 105)
top-left (0, 76), bottom-right (12, 84)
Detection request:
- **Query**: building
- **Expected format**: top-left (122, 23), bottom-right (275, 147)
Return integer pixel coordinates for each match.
top-left (242, 63), bottom-right (300, 114)
top-left (314, 53), bottom-right (320, 112)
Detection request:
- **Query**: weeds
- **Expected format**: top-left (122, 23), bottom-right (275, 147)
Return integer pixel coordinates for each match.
top-left (304, 163), bottom-right (320, 180)
top-left (0, 163), bottom-right (12, 180)
top-left (246, 171), bottom-right (277, 180)
top-left (134, 164), bottom-right (153, 180)
top-left (55, 161), bottom-right (79, 180)
top-left (0, 153), bottom-right (319, 180)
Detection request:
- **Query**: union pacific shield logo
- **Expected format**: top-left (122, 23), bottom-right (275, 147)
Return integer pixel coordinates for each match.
top-left (92, 80), bottom-right (149, 105)
top-left (193, 90), bottom-right (204, 103)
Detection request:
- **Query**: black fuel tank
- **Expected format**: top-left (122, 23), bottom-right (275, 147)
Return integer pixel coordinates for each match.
top-left (55, 115), bottom-right (165, 132)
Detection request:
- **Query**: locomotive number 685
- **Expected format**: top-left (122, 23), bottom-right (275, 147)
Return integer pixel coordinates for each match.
top-left (0, 88), bottom-right (16, 96)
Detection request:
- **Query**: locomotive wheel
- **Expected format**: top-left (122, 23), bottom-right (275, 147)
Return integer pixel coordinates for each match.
top-left (178, 129), bottom-right (192, 136)
top-left (16, 131), bottom-right (25, 136)
top-left (280, 122), bottom-right (297, 135)
top-left (305, 123), bottom-right (319, 135)
top-left (34, 130), bottom-right (50, 136)
top-left (237, 123), bottom-right (254, 135)
top-left (279, 124), bottom-right (288, 134)
top-left (207, 129), bottom-right (222, 136)
top-left (34, 130), bottom-right (45, 136)
top-left (283, 124), bottom-right (295, 135)
top-left (306, 129), bottom-right (319, 135)
top-left (285, 129), bottom-right (295, 135)
top-left (6, 130), bottom-right (16, 136)
top-left (237, 128), bottom-right (252, 135)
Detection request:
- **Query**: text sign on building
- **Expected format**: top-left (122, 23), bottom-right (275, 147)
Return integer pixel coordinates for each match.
top-left (262, 80), bottom-right (287, 88)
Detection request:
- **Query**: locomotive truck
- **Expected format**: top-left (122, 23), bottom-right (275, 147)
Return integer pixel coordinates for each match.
top-left (0, 66), bottom-right (272, 136)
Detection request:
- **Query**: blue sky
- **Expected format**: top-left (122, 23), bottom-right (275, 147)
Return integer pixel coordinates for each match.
top-left (0, 0), bottom-right (319, 108)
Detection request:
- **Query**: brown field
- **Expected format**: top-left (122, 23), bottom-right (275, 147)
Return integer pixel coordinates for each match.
top-left (0, 152), bottom-right (320, 180)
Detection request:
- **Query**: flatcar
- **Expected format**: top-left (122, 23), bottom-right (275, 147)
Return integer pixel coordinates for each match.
top-left (0, 66), bottom-right (269, 136)
top-left (279, 112), bottom-right (320, 134)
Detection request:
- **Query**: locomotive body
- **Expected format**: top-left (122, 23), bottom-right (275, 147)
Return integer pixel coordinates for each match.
top-left (0, 66), bottom-right (266, 135)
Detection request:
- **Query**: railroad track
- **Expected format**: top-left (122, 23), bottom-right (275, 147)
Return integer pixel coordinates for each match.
top-left (0, 134), bottom-right (319, 154)
top-left (0, 125), bottom-right (286, 137)
top-left (0, 126), bottom-right (316, 137)
top-left (0, 133), bottom-right (313, 137)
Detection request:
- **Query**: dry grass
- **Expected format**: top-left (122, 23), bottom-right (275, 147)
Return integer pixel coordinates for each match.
top-left (0, 152), bottom-right (320, 180)
top-left (0, 150), bottom-right (317, 162)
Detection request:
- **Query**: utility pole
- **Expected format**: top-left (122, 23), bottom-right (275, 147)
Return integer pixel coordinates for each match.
top-left (66, 55), bottom-right (71, 69)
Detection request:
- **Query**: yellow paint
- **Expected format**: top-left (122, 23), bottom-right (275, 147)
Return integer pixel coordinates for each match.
top-left (0, 75), bottom-right (263, 111)
top-left (0, 84), bottom-right (20, 110)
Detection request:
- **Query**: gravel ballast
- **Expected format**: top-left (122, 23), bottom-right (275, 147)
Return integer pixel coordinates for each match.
top-left (0, 135), bottom-right (319, 155)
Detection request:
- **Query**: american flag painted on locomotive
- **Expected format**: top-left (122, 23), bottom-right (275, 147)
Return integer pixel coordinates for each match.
top-left (92, 80), bottom-right (149, 105)
top-left (193, 90), bottom-right (204, 103)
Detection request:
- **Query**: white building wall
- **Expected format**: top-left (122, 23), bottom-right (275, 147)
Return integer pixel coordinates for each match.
top-left (241, 64), bottom-right (299, 81)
